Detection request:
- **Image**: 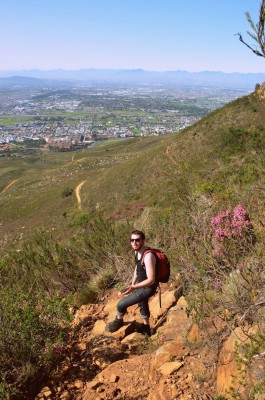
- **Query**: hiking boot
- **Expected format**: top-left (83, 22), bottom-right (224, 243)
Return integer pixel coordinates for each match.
top-left (105, 317), bottom-right (124, 333)
top-left (136, 323), bottom-right (152, 337)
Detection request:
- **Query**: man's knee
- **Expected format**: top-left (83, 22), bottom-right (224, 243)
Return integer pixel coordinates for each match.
top-left (117, 298), bottom-right (127, 314)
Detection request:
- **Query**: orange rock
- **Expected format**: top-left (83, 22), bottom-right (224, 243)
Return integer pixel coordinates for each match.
top-left (112, 320), bottom-right (136, 340)
top-left (86, 380), bottom-right (100, 390)
top-left (187, 323), bottom-right (203, 344)
top-left (216, 327), bottom-right (251, 397)
top-left (121, 332), bottom-right (144, 343)
top-left (109, 374), bottom-right (119, 383)
top-left (149, 290), bottom-right (177, 320)
top-left (151, 341), bottom-right (188, 370)
top-left (147, 379), bottom-right (172, 400)
top-left (72, 305), bottom-right (95, 326)
top-left (91, 320), bottom-right (106, 335)
top-left (82, 388), bottom-right (98, 400)
top-left (157, 303), bottom-right (191, 342)
top-left (176, 296), bottom-right (188, 310)
top-left (158, 361), bottom-right (184, 376)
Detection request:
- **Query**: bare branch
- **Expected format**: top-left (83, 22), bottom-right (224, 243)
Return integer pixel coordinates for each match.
top-left (236, 33), bottom-right (265, 57)
top-left (239, 300), bottom-right (265, 322)
top-left (238, 0), bottom-right (265, 58)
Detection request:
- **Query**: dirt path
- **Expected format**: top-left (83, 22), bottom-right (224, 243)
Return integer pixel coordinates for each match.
top-left (1, 179), bottom-right (19, 194)
top-left (75, 180), bottom-right (87, 210)
top-left (166, 146), bottom-right (178, 166)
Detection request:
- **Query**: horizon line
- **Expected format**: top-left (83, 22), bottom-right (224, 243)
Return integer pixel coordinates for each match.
top-left (1, 68), bottom-right (265, 75)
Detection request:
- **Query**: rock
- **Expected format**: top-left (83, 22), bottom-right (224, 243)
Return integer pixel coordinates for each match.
top-left (74, 380), bottom-right (83, 389)
top-left (176, 296), bottom-right (188, 310)
top-left (254, 395), bottom-right (265, 400)
top-left (73, 305), bottom-right (95, 326)
top-left (109, 374), bottom-right (119, 383)
top-left (187, 323), bottom-right (203, 344)
top-left (77, 341), bottom-right (86, 351)
top-left (40, 386), bottom-right (52, 397)
top-left (216, 327), bottom-right (253, 397)
top-left (83, 353), bottom-right (152, 400)
top-left (111, 320), bottom-right (136, 340)
top-left (61, 364), bottom-right (72, 377)
top-left (189, 358), bottom-right (207, 377)
top-left (158, 361), bottom-right (184, 376)
top-left (151, 341), bottom-right (188, 370)
top-left (103, 294), bottom-right (120, 320)
top-left (83, 388), bottom-right (98, 400)
top-left (157, 302), bottom-right (191, 342)
top-left (60, 391), bottom-right (73, 400)
top-left (86, 380), bottom-right (100, 390)
top-left (92, 320), bottom-right (106, 335)
top-left (147, 380), bottom-right (172, 400)
top-left (121, 332), bottom-right (144, 344)
top-left (149, 290), bottom-right (177, 320)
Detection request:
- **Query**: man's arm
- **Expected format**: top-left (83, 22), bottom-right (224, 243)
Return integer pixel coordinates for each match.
top-left (121, 266), bottom-right (137, 295)
top-left (131, 265), bottom-right (137, 285)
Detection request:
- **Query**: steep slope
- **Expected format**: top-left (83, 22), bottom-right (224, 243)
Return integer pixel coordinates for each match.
top-left (1, 86), bottom-right (265, 400)
top-left (1, 86), bottom-right (265, 248)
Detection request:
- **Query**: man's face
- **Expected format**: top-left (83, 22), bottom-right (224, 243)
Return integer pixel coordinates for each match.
top-left (130, 234), bottom-right (144, 251)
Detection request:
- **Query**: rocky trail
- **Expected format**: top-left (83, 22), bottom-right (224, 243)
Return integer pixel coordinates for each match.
top-left (35, 279), bottom-right (264, 400)
top-left (75, 180), bottom-right (87, 210)
top-left (1, 179), bottom-right (19, 194)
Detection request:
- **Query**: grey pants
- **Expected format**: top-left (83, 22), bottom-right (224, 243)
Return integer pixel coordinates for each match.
top-left (116, 285), bottom-right (157, 319)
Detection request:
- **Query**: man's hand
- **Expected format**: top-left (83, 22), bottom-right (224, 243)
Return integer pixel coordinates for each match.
top-left (121, 285), bottom-right (134, 296)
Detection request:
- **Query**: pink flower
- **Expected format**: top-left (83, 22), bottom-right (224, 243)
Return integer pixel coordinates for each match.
top-left (211, 204), bottom-right (252, 242)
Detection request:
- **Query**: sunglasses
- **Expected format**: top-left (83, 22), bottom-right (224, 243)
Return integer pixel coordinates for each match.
top-left (130, 238), bottom-right (141, 243)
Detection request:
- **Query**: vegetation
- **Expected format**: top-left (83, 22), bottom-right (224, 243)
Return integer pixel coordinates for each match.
top-left (0, 87), bottom-right (265, 397)
top-left (238, 0), bottom-right (265, 58)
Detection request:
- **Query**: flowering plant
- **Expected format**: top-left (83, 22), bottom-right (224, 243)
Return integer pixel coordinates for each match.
top-left (211, 204), bottom-right (253, 242)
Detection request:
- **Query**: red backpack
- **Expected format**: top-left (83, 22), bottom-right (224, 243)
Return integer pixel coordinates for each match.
top-left (142, 248), bottom-right (170, 283)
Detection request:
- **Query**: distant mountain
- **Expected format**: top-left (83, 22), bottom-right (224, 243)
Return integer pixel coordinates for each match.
top-left (0, 69), bottom-right (265, 87)
top-left (0, 75), bottom-right (73, 88)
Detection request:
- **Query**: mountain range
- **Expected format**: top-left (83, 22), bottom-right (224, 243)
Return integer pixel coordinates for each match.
top-left (0, 68), bottom-right (265, 87)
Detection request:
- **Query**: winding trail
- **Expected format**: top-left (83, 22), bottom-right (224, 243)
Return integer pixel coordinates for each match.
top-left (75, 180), bottom-right (87, 210)
top-left (166, 146), bottom-right (178, 166)
top-left (1, 179), bottom-right (19, 194)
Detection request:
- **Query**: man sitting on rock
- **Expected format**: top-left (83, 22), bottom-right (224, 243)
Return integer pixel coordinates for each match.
top-left (106, 230), bottom-right (157, 336)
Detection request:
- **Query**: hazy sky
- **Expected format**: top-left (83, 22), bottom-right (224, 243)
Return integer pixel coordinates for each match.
top-left (1, 0), bottom-right (265, 73)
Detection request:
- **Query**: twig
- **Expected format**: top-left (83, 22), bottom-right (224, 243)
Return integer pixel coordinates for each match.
top-left (239, 300), bottom-right (265, 322)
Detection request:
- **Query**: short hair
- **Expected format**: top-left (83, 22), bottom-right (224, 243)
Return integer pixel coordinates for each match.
top-left (131, 230), bottom-right (145, 240)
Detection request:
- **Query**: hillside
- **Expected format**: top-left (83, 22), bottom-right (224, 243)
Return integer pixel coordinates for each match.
top-left (0, 85), bottom-right (264, 399)
top-left (1, 85), bottom-right (265, 249)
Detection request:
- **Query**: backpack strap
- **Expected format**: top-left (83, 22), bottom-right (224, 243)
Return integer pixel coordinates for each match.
top-left (158, 284), bottom-right (162, 308)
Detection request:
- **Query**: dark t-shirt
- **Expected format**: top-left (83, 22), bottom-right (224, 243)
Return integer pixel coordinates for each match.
top-left (136, 254), bottom-right (147, 283)
top-left (135, 252), bottom-right (158, 290)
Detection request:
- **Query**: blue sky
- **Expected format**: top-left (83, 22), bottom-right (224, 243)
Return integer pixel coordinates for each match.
top-left (1, 0), bottom-right (264, 73)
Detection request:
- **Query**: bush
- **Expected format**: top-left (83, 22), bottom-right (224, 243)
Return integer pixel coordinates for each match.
top-left (74, 284), bottom-right (98, 307)
top-left (61, 188), bottom-right (73, 198)
top-left (0, 288), bottom-right (71, 397)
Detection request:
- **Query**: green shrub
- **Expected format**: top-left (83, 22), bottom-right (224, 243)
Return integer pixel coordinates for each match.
top-left (0, 288), bottom-right (71, 397)
top-left (61, 187), bottom-right (73, 198)
top-left (74, 283), bottom-right (98, 307)
top-left (72, 213), bottom-right (90, 226)
top-left (221, 127), bottom-right (264, 156)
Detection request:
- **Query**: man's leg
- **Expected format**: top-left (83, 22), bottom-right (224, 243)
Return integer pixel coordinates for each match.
top-left (106, 291), bottom-right (142, 332)
top-left (137, 298), bottom-right (153, 336)
top-left (106, 288), bottom-right (155, 333)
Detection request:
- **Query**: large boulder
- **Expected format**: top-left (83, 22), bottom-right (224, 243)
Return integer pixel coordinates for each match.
top-left (216, 327), bottom-right (253, 397)
top-left (156, 297), bottom-right (192, 342)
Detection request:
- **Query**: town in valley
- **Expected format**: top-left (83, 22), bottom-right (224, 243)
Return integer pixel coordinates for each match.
top-left (0, 77), bottom-right (251, 154)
